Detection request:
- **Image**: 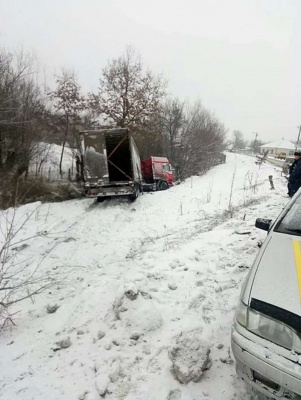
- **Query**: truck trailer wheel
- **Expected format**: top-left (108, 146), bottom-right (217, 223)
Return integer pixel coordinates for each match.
top-left (129, 186), bottom-right (140, 202)
top-left (157, 180), bottom-right (169, 191)
top-left (97, 196), bottom-right (106, 203)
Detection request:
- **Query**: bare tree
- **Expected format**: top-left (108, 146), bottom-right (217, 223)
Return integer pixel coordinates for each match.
top-left (131, 98), bottom-right (186, 162)
top-left (0, 206), bottom-right (57, 330)
top-left (133, 112), bottom-right (166, 160)
top-left (170, 101), bottom-right (226, 180)
top-left (48, 69), bottom-right (86, 176)
top-left (0, 49), bottom-right (49, 179)
top-left (249, 138), bottom-right (264, 154)
top-left (89, 47), bottom-right (166, 129)
top-left (161, 98), bottom-right (185, 161)
top-left (232, 130), bottom-right (246, 150)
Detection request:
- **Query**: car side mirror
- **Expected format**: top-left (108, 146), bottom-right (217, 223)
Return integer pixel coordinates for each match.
top-left (255, 218), bottom-right (272, 231)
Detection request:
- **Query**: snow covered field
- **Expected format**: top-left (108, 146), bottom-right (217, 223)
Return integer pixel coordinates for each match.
top-left (0, 153), bottom-right (289, 400)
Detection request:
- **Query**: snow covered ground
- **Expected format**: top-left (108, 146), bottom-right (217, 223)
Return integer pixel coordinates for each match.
top-left (0, 153), bottom-right (290, 400)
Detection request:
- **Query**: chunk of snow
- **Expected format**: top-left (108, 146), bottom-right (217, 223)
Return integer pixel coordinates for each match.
top-left (169, 330), bottom-right (211, 384)
top-left (95, 374), bottom-right (110, 397)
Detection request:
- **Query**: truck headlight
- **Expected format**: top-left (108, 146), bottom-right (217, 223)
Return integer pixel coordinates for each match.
top-left (236, 302), bottom-right (301, 354)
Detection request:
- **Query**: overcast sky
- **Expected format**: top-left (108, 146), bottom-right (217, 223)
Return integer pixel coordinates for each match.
top-left (1, 0), bottom-right (301, 143)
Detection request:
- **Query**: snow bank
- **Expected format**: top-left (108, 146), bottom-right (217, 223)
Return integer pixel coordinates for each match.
top-left (28, 142), bottom-right (75, 181)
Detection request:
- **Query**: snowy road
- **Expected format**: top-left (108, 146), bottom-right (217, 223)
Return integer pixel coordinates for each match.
top-left (0, 153), bottom-right (289, 400)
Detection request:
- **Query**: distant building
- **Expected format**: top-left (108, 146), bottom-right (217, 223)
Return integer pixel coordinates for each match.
top-left (259, 140), bottom-right (295, 157)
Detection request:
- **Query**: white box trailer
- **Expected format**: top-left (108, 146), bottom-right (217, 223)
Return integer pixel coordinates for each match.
top-left (80, 128), bottom-right (143, 201)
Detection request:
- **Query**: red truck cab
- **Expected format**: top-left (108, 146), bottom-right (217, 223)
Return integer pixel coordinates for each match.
top-left (141, 156), bottom-right (174, 190)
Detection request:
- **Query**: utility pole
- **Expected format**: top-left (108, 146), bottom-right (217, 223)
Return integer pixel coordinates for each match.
top-left (253, 132), bottom-right (258, 153)
top-left (297, 125), bottom-right (301, 150)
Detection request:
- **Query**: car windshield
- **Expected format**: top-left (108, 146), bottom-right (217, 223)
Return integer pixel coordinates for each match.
top-left (163, 164), bottom-right (171, 172)
top-left (275, 193), bottom-right (301, 235)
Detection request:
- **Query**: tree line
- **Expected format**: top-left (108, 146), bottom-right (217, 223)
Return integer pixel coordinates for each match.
top-left (0, 46), bottom-right (227, 189)
top-left (231, 130), bottom-right (265, 153)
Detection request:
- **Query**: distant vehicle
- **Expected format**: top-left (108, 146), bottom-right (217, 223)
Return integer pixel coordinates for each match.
top-left (231, 189), bottom-right (301, 398)
top-left (141, 156), bottom-right (174, 191)
top-left (275, 152), bottom-right (286, 160)
top-left (80, 128), bottom-right (173, 202)
top-left (216, 153), bottom-right (226, 164)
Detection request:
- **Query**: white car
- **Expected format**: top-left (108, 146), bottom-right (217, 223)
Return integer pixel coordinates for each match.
top-left (232, 189), bottom-right (301, 399)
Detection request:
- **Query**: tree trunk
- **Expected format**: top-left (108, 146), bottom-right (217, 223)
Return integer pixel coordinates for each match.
top-left (59, 138), bottom-right (66, 177)
top-left (80, 155), bottom-right (84, 181)
top-left (59, 115), bottom-right (69, 177)
top-left (0, 129), bottom-right (3, 170)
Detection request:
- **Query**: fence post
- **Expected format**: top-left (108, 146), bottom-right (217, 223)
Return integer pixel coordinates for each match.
top-left (268, 175), bottom-right (275, 190)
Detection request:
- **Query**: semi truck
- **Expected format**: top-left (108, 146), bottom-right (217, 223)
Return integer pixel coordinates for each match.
top-left (80, 128), bottom-right (173, 202)
top-left (141, 156), bottom-right (174, 190)
top-left (81, 128), bottom-right (142, 201)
